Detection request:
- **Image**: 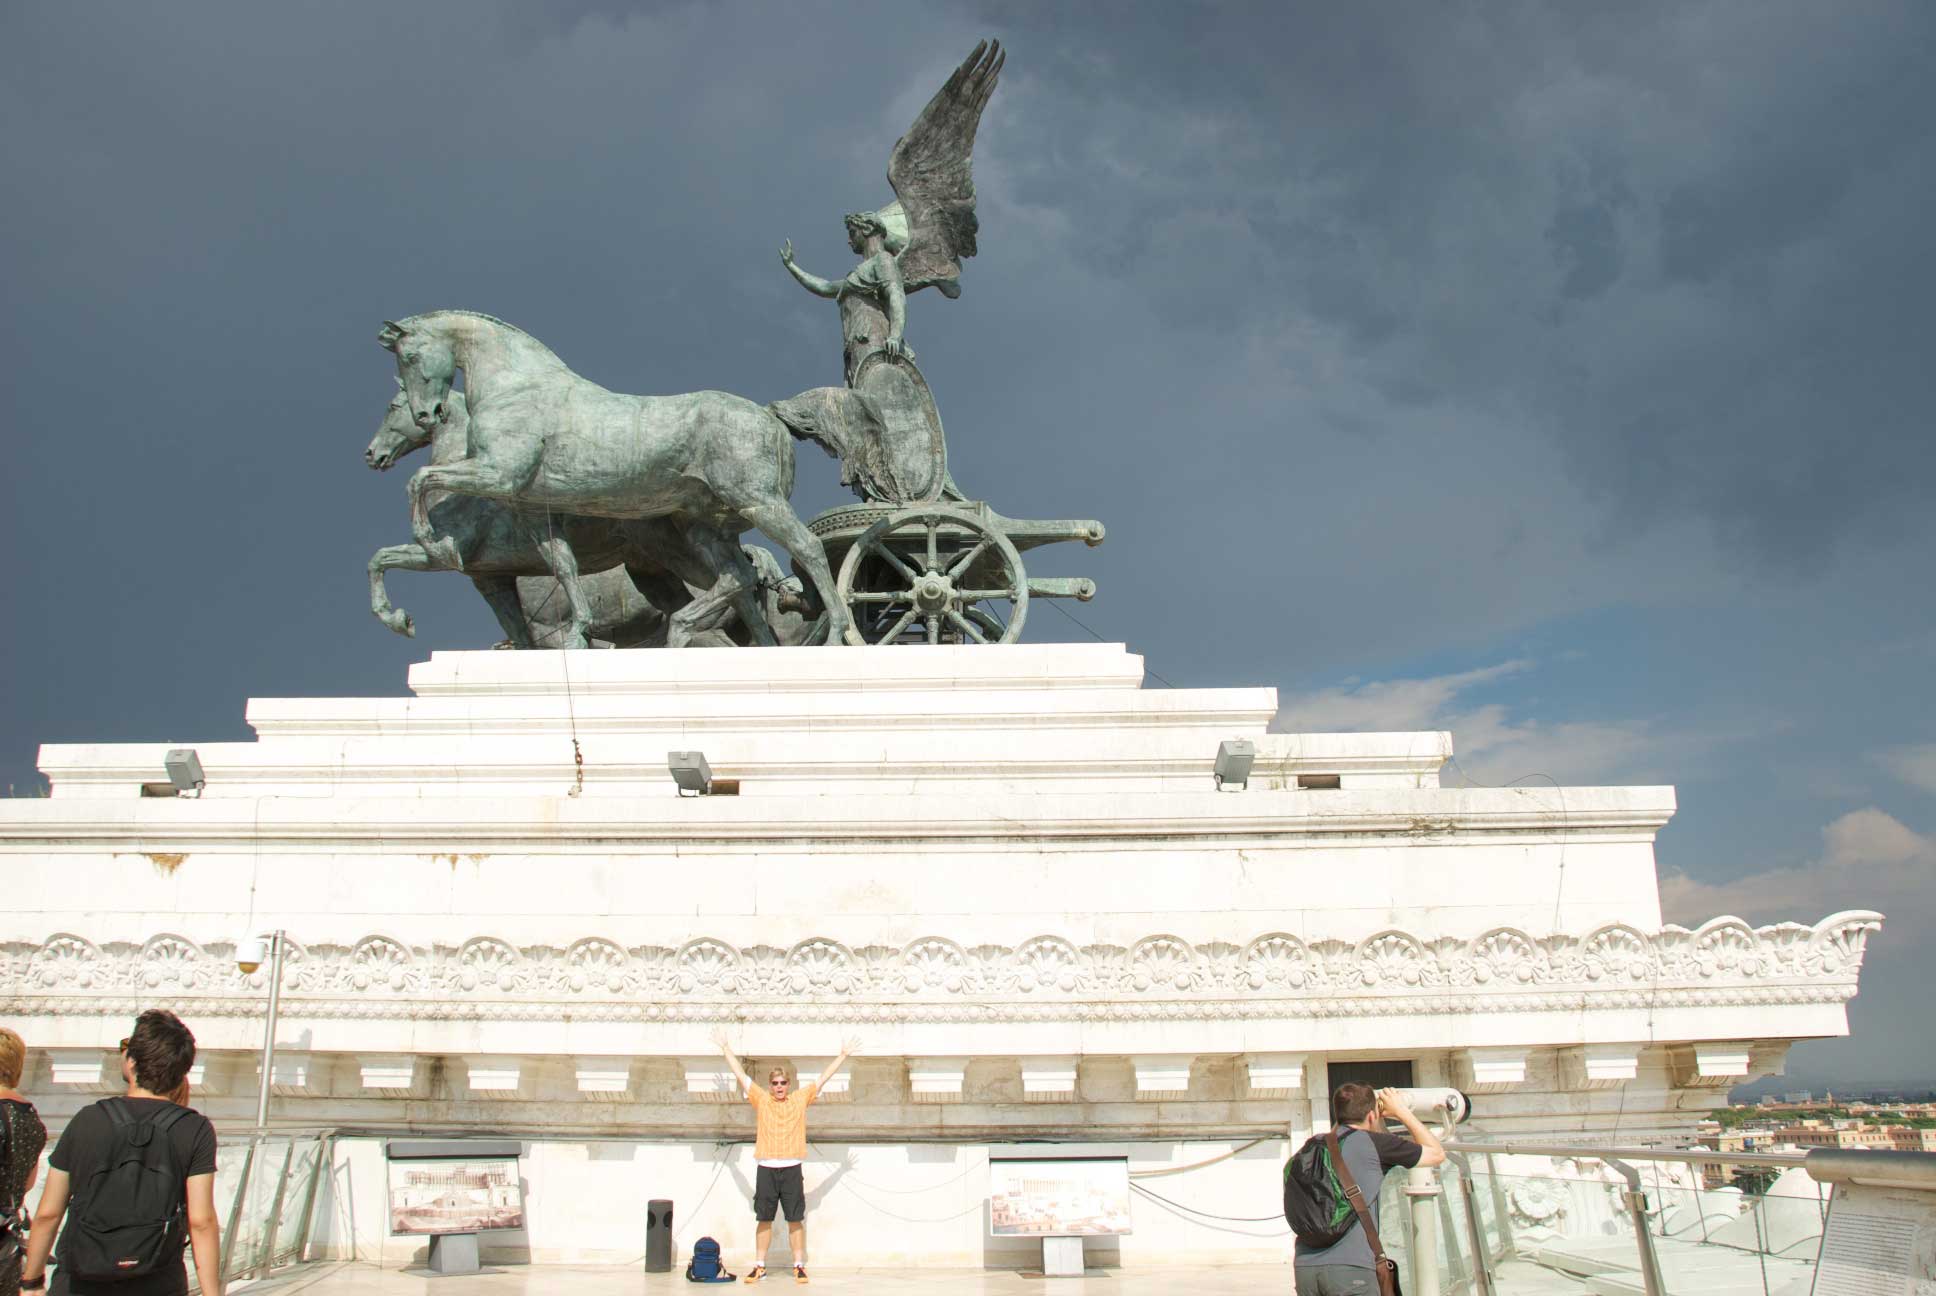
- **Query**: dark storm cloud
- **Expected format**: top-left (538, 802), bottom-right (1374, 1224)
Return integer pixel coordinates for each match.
top-left (980, 1), bottom-right (1936, 567)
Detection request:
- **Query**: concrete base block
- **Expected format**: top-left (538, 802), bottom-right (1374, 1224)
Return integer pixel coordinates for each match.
top-left (1043, 1235), bottom-right (1084, 1276)
top-left (428, 1232), bottom-right (479, 1275)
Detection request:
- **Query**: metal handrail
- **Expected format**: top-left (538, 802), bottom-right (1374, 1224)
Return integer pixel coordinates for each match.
top-left (1445, 1140), bottom-right (1812, 1170)
top-left (1436, 1138), bottom-right (1845, 1296)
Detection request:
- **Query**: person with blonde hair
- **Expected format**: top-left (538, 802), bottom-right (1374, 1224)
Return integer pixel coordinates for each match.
top-left (711, 1031), bottom-right (859, 1285)
top-left (2, 1026), bottom-right (49, 1296)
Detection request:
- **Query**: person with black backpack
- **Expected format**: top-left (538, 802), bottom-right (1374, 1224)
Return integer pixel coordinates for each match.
top-left (1285, 1084), bottom-right (1445, 1296)
top-left (17, 1011), bottom-right (221, 1296)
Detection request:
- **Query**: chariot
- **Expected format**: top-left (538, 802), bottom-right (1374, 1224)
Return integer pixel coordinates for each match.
top-left (799, 350), bottom-right (1106, 646)
top-left (807, 500), bottom-right (1105, 644)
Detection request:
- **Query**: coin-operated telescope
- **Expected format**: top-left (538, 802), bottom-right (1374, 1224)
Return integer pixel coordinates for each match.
top-left (1382, 1087), bottom-right (1471, 1134)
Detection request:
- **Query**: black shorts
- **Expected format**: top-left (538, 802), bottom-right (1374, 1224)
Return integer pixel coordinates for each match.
top-left (754, 1163), bottom-right (806, 1222)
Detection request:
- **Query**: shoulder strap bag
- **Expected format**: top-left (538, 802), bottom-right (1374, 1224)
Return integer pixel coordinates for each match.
top-left (1325, 1128), bottom-right (1403, 1296)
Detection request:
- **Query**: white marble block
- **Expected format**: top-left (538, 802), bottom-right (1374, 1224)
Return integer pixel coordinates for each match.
top-left (1021, 1056), bottom-right (1080, 1102)
top-left (909, 1058), bottom-right (967, 1103)
top-left (1132, 1055), bottom-right (1194, 1098)
top-left (1244, 1052), bottom-right (1306, 1099)
top-left (574, 1058), bottom-right (633, 1100)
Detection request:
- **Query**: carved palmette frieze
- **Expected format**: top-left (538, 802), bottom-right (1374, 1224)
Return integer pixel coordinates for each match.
top-left (1, 913), bottom-right (1881, 1023)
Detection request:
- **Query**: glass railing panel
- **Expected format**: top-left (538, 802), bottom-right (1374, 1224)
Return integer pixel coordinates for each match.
top-left (1364, 1161), bottom-right (1479, 1296)
top-left (1462, 1155), bottom-right (1514, 1267)
top-left (263, 1135), bottom-right (326, 1271)
top-left (1459, 1162), bottom-right (1822, 1296)
top-left (223, 1134), bottom-right (292, 1282)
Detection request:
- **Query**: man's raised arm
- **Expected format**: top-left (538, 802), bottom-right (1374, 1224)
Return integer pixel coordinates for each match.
top-left (1377, 1088), bottom-right (1446, 1168)
top-left (711, 1027), bottom-right (753, 1095)
top-left (814, 1036), bottom-right (862, 1091)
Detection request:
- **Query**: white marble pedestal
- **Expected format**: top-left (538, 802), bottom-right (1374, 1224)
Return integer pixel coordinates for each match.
top-left (1042, 1236), bottom-right (1084, 1277)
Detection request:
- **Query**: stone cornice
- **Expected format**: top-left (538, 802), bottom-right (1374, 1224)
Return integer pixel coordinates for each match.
top-left (0, 787), bottom-right (1676, 848)
top-left (3, 913), bottom-right (1879, 1026)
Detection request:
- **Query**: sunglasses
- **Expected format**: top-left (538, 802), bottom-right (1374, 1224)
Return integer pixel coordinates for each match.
top-left (119, 1038), bottom-right (130, 1052)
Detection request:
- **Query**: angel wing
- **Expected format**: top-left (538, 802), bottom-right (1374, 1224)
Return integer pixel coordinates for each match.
top-left (887, 39), bottom-right (1004, 299)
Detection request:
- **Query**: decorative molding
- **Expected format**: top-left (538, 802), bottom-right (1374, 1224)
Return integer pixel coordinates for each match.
top-left (359, 1054), bottom-right (422, 1093)
top-left (45, 1049), bottom-right (116, 1092)
top-left (463, 1056), bottom-right (524, 1099)
top-left (792, 1058), bottom-right (851, 1102)
top-left (575, 1058), bottom-right (633, 1101)
top-left (1132, 1055), bottom-right (1194, 1098)
top-left (261, 1052), bottom-right (320, 1097)
top-left (1244, 1052), bottom-right (1305, 1099)
top-left (1, 914), bottom-right (1880, 1028)
top-left (1670, 1040), bottom-right (1789, 1089)
top-left (909, 1058), bottom-right (966, 1104)
top-left (1458, 1047), bottom-right (1532, 1093)
top-left (681, 1058), bottom-right (740, 1104)
top-left (1560, 1044), bottom-right (1642, 1090)
top-left (1021, 1056), bottom-right (1079, 1102)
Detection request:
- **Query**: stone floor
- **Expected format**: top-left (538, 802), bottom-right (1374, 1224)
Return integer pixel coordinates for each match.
top-left (239, 1261), bottom-right (1303, 1293)
top-left (230, 1257), bottom-right (1694, 1296)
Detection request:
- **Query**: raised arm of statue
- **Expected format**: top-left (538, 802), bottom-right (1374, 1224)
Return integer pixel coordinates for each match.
top-left (780, 240), bottom-right (841, 299)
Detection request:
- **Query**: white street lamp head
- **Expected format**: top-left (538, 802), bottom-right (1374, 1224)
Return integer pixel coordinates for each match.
top-left (235, 936), bottom-right (267, 974)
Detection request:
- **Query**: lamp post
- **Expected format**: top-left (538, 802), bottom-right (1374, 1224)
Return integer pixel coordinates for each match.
top-left (235, 930), bottom-right (288, 1130)
top-left (225, 930), bottom-right (287, 1278)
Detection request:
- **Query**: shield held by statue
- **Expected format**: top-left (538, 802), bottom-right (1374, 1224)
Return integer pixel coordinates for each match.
top-left (770, 349), bottom-right (953, 505)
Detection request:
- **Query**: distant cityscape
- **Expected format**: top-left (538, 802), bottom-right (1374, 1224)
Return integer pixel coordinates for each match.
top-left (1692, 1091), bottom-right (1936, 1189)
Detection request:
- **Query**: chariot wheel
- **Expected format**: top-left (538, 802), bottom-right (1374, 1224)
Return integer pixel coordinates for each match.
top-left (834, 505), bottom-right (1029, 644)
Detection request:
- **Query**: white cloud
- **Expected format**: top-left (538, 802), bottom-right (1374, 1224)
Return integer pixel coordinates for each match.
top-left (1875, 744), bottom-right (1936, 796)
top-left (1270, 660), bottom-right (1531, 733)
top-left (1660, 807), bottom-right (1933, 927)
top-left (1272, 660), bottom-right (1738, 786)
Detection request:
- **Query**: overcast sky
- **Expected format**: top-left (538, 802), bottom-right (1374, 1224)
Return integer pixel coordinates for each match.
top-left (4, 1), bottom-right (1932, 1088)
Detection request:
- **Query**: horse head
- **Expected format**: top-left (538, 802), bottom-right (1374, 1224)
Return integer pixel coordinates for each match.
top-left (366, 380), bottom-right (467, 471)
top-left (378, 317), bottom-right (456, 430)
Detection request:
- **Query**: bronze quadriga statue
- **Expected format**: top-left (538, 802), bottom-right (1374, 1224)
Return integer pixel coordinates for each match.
top-left (370, 41), bottom-right (1101, 648)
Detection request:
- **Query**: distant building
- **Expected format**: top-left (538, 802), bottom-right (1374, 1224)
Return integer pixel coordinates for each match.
top-left (1774, 1122), bottom-right (1903, 1150)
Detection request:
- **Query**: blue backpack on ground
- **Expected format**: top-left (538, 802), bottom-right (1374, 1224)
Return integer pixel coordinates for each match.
top-left (685, 1235), bottom-right (734, 1282)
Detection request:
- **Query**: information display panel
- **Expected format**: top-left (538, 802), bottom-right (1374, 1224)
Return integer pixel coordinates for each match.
top-left (989, 1156), bottom-right (1132, 1237)
top-left (387, 1157), bottom-right (525, 1236)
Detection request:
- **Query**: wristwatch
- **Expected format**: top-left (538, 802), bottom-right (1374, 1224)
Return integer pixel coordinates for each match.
top-left (19, 1276), bottom-right (46, 1291)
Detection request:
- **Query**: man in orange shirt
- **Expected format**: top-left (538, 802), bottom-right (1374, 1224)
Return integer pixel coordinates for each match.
top-left (711, 1030), bottom-right (858, 1285)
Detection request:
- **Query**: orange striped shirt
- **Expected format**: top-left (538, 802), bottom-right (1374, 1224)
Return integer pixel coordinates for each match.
top-left (749, 1081), bottom-right (820, 1160)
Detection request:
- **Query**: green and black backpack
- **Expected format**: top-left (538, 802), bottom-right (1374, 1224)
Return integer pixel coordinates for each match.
top-left (1284, 1127), bottom-right (1361, 1247)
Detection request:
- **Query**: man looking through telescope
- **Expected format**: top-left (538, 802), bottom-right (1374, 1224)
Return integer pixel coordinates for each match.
top-left (1292, 1085), bottom-right (1446, 1296)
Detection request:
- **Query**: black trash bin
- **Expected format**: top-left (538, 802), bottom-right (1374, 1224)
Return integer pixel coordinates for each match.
top-left (645, 1198), bottom-right (674, 1272)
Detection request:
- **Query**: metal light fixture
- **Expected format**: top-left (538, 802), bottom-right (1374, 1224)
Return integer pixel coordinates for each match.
top-left (165, 748), bottom-right (206, 795)
top-left (227, 929), bottom-right (288, 1280)
top-left (668, 751), bottom-right (713, 796)
top-left (234, 931), bottom-right (287, 1128)
top-left (1214, 739), bottom-right (1254, 791)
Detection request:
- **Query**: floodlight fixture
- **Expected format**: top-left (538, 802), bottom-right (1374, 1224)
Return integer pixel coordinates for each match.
top-left (1214, 739), bottom-right (1255, 791)
top-left (669, 751), bottom-right (713, 797)
top-left (165, 748), bottom-right (206, 794)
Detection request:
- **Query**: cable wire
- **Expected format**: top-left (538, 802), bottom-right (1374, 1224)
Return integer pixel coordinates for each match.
top-left (1128, 1182), bottom-right (1290, 1231)
top-left (1129, 1137), bottom-right (1273, 1178)
top-left (1045, 599), bottom-right (1177, 687)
